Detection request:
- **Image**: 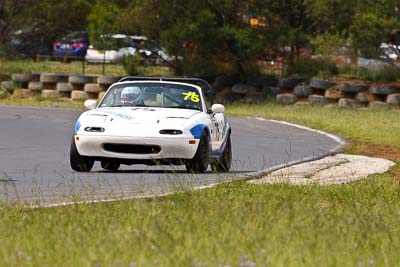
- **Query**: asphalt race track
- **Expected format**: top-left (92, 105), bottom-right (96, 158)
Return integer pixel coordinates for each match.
top-left (0, 105), bottom-right (341, 205)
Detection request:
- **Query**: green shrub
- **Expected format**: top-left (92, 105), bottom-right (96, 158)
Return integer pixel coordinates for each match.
top-left (339, 64), bottom-right (400, 82)
top-left (122, 54), bottom-right (142, 76)
top-left (287, 57), bottom-right (339, 79)
top-left (0, 89), bottom-right (10, 99)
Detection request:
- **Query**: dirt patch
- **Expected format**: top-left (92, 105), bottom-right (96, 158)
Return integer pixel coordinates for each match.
top-left (348, 142), bottom-right (400, 161)
top-left (333, 78), bottom-right (372, 85)
top-left (333, 78), bottom-right (400, 88)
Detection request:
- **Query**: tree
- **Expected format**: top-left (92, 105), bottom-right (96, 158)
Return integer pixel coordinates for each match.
top-left (1, 0), bottom-right (93, 56)
top-left (349, 0), bottom-right (400, 60)
top-left (0, 0), bottom-right (34, 52)
top-left (118, 0), bottom-right (270, 76)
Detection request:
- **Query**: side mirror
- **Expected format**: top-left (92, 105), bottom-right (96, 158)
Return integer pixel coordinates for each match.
top-left (211, 104), bottom-right (225, 114)
top-left (84, 99), bottom-right (97, 110)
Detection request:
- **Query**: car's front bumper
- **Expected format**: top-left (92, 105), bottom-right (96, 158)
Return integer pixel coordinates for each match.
top-left (75, 134), bottom-right (199, 160)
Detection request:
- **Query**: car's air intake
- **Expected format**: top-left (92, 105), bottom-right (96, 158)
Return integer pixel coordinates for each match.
top-left (84, 127), bottom-right (105, 132)
top-left (159, 129), bottom-right (183, 135)
top-left (103, 144), bottom-right (161, 154)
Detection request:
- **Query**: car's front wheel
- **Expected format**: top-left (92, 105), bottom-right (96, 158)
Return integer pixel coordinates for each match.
top-left (70, 136), bottom-right (94, 172)
top-left (211, 135), bottom-right (232, 173)
top-left (101, 161), bottom-right (120, 171)
top-left (185, 131), bottom-right (209, 173)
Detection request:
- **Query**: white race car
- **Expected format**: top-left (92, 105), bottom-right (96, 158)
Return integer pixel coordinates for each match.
top-left (70, 77), bottom-right (232, 173)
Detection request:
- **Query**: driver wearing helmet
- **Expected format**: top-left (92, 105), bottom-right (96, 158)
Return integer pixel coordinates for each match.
top-left (120, 86), bottom-right (144, 105)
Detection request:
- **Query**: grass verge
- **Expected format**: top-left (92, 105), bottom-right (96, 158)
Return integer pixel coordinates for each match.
top-left (0, 59), bottom-right (172, 77)
top-left (226, 103), bottom-right (400, 158)
top-left (1, 103), bottom-right (400, 266)
top-left (0, 96), bottom-right (84, 109)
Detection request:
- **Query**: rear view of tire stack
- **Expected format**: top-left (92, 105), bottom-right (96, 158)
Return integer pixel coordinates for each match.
top-left (5, 72), bottom-right (122, 102)
top-left (41, 73), bottom-right (69, 99)
top-left (338, 82), bottom-right (369, 108)
top-left (96, 76), bottom-right (120, 100)
top-left (370, 85), bottom-right (400, 108)
top-left (276, 77), bottom-right (307, 105)
top-left (4, 72), bottom-right (400, 108)
top-left (308, 78), bottom-right (336, 106)
top-left (69, 75), bottom-right (97, 101)
top-left (11, 73), bottom-right (40, 98)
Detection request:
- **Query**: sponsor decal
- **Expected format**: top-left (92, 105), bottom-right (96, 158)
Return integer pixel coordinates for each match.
top-left (100, 110), bottom-right (134, 120)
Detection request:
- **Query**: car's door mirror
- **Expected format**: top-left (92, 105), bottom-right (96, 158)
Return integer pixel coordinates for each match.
top-left (211, 104), bottom-right (225, 114)
top-left (84, 99), bottom-right (97, 110)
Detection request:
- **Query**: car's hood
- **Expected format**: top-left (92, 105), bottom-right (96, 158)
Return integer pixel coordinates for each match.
top-left (82, 107), bottom-right (200, 128)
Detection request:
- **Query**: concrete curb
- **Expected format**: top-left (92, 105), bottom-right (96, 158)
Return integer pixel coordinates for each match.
top-left (242, 117), bottom-right (346, 178)
top-left (251, 154), bottom-right (395, 185)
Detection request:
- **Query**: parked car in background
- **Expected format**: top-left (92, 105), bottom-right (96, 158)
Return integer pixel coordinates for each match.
top-left (85, 34), bottom-right (146, 63)
top-left (380, 43), bottom-right (399, 61)
top-left (10, 29), bottom-right (52, 58)
top-left (85, 34), bottom-right (174, 65)
top-left (53, 31), bottom-right (89, 60)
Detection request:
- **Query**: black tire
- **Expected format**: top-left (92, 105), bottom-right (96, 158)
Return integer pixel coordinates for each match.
top-left (278, 77), bottom-right (307, 89)
top-left (308, 95), bottom-right (328, 105)
top-left (97, 75), bottom-right (120, 85)
top-left (56, 82), bottom-right (74, 92)
top-left (370, 86), bottom-right (399, 95)
top-left (69, 75), bottom-right (95, 85)
top-left (387, 94), bottom-right (400, 105)
top-left (70, 137), bottom-right (94, 172)
top-left (185, 131), bottom-right (209, 173)
top-left (28, 81), bottom-right (44, 91)
top-left (40, 73), bottom-right (68, 83)
top-left (293, 85), bottom-right (312, 97)
top-left (211, 135), bottom-right (232, 172)
top-left (276, 93), bottom-right (297, 105)
top-left (309, 78), bottom-right (335, 90)
top-left (101, 161), bottom-right (120, 171)
top-left (12, 73), bottom-right (34, 83)
top-left (1, 81), bottom-right (16, 92)
top-left (339, 83), bottom-right (369, 93)
top-left (84, 83), bottom-right (102, 93)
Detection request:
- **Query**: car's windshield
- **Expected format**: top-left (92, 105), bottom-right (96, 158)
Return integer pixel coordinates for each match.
top-left (99, 82), bottom-right (203, 111)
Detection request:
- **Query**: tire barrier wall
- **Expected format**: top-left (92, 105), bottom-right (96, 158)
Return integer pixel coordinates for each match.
top-left (2, 73), bottom-right (400, 107)
top-left (274, 77), bottom-right (400, 108)
top-left (1, 73), bottom-right (121, 101)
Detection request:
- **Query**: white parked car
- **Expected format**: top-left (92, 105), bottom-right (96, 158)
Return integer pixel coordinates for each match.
top-left (85, 34), bottom-right (151, 63)
top-left (70, 77), bottom-right (232, 173)
top-left (380, 43), bottom-right (399, 61)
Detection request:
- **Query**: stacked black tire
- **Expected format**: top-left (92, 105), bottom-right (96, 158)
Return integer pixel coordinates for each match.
top-left (5, 73), bottom-right (122, 101)
top-left (213, 75), bottom-right (278, 104)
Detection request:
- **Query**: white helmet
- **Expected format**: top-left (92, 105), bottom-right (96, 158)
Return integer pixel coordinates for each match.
top-left (120, 86), bottom-right (143, 105)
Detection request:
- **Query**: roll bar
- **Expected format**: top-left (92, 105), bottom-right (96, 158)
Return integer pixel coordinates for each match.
top-left (118, 76), bottom-right (215, 104)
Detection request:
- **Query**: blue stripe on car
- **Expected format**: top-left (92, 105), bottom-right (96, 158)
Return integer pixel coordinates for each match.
top-left (190, 124), bottom-right (208, 139)
top-left (74, 120), bottom-right (81, 134)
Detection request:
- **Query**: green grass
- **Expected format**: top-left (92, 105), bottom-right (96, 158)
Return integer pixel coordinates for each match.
top-left (226, 103), bottom-right (400, 147)
top-left (0, 96), bottom-right (85, 109)
top-left (0, 59), bottom-right (172, 77)
top-left (1, 173), bottom-right (400, 266)
top-left (1, 103), bottom-right (400, 266)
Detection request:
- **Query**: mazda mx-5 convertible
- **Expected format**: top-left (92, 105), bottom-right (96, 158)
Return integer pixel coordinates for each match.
top-left (70, 77), bottom-right (232, 173)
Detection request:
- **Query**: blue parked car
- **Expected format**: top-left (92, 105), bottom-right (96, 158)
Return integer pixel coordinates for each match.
top-left (53, 31), bottom-right (89, 60)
